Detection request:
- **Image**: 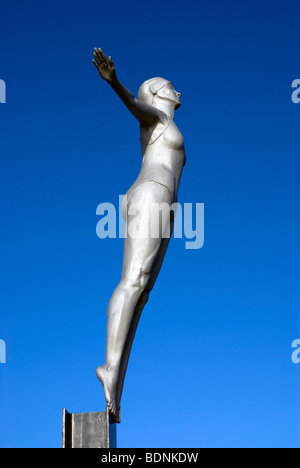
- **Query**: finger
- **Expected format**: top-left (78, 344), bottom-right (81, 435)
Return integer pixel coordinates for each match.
top-left (108, 56), bottom-right (114, 67)
top-left (94, 52), bottom-right (104, 68)
top-left (94, 49), bottom-right (104, 64)
top-left (98, 48), bottom-right (108, 62)
top-left (92, 60), bottom-right (100, 70)
top-left (94, 49), bottom-right (104, 65)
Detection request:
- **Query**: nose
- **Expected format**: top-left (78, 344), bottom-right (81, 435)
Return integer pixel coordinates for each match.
top-left (177, 92), bottom-right (182, 98)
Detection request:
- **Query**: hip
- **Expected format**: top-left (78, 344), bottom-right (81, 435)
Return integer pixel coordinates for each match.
top-left (121, 180), bottom-right (175, 221)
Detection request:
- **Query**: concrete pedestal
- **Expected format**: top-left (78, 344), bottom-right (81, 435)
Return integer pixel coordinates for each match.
top-left (62, 407), bottom-right (117, 448)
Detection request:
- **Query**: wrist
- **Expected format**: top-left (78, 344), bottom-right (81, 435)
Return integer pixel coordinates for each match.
top-left (108, 75), bottom-right (118, 86)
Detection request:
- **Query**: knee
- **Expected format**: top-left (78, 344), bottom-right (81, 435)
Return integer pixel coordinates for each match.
top-left (124, 268), bottom-right (151, 293)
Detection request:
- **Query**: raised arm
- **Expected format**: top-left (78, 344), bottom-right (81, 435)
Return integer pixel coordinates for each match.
top-left (92, 48), bottom-right (163, 126)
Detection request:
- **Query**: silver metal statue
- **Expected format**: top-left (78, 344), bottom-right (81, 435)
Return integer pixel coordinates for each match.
top-left (92, 48), bottom-right (186, 422)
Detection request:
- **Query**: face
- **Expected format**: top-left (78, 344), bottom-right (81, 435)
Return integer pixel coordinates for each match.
top-left (158, 83), bottom-right (182, 109)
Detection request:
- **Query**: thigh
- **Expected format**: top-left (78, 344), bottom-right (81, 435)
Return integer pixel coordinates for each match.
top-left (145, 220), bottom-right (174, 292)
top-left (122, 182), bottom-right (172, 284)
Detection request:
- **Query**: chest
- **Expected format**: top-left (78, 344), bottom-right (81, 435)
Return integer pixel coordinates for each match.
top-left (140, 119), bottom-right (184, 150)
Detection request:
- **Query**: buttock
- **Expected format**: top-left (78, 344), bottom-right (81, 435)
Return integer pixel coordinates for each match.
top-left (121, 180), bottom-right (174, 220)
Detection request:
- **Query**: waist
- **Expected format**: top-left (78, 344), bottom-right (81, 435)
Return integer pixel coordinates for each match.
top-left (136, 168), bottom-right (175, 197)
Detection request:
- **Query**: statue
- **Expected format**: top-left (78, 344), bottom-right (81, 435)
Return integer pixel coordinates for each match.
top-left (92, 48), bottom-right (186, 422)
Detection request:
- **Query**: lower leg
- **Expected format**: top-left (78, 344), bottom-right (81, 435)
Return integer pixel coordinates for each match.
top-left (116, 291), bottom-right (149, 408)
top-left (96, 279), bottom-right (145, 419)
top-left (105, 280), bottom-right (145, 368)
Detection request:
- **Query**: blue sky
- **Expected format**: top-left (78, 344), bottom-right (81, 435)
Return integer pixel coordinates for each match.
top-left (0, 0), bottom-right (300, 448)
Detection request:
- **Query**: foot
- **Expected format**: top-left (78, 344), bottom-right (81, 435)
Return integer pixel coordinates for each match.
top-left (96, 365), bottom-right (121, 423)
top-left (108, 403), bottom-right (121, 424)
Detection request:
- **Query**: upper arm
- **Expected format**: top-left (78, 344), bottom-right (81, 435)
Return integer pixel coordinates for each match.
top-left (109, 78), bottom-right (165, 126)
top-left (130, 99), bottom-right (166, 126)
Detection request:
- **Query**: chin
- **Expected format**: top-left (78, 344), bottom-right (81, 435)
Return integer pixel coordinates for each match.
top-left (175, 102), bottom-right (182, 110)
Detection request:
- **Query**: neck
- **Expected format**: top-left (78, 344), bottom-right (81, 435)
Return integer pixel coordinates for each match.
top-left (153, 98), bottom-right (175, 120)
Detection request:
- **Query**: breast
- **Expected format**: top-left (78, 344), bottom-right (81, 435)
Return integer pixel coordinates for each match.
top-left (162, 120), bottom-right (185, 151)
top-left (140, 119), bottom-right (186, 179)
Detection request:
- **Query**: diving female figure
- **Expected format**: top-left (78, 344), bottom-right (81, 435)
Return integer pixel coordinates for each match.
top-left (92, 48), bottom-right (186, 422)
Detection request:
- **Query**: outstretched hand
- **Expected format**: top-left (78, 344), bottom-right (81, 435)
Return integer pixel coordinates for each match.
top-left (93, 48), bottom-right (117, 83)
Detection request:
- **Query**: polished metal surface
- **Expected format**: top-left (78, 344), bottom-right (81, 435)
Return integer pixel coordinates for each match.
top-left (62, 408), bottom-right (117, 448)
top-left (92, 48), bottom-right (186, 423)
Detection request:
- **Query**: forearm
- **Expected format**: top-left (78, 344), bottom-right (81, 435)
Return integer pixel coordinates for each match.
top-left (108, 77), bottom-right (161, 125)
top-left (93, 48), bottom-right (160, 125)
top-left (109, 77), bottom-right (136, 112)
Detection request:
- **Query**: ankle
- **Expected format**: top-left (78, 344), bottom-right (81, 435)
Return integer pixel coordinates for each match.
top-left (106, 363), bottom-right (118, 373)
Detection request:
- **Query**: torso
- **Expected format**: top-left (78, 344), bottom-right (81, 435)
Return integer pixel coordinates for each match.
top-left (126, 114), bottom-right (186, 204)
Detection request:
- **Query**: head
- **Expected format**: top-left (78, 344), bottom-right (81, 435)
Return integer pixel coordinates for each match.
top-left (138, 77), bottom-right (182, 111)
